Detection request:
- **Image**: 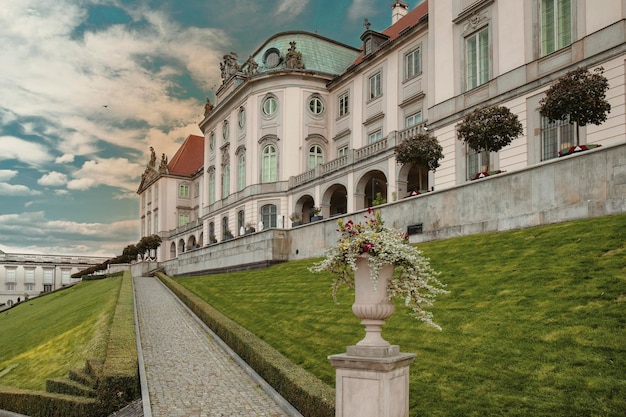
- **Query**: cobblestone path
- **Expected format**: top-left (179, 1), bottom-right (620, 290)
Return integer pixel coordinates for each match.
top-left (133, 276), bottom-right (291, 417)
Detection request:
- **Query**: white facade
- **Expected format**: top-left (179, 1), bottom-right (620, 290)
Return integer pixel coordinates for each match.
top-left (138, 0), bottom-right (626, 262)
top-left (0, 251), bottom-right (108, 307)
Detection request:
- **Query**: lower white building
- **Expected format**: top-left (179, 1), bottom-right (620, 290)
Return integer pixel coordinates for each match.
top-left (0, 250), bottom-right (108, 308)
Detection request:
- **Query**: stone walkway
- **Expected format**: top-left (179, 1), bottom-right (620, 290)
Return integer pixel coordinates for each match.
top-left (133, 276), bottom-right (296, 417)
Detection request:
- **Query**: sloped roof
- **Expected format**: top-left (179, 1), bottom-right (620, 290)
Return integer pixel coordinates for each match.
top-left (247, 31), bottom-right (361, 76)
top-left (167, 134), bottom-right (204, 177)
top-left (352, 0), bottom-right (428, 66)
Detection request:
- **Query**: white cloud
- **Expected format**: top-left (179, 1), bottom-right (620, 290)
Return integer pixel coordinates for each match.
top-left (0, 212), bottom-right (138, 256)
top-left (276, 0), bottom-right (309, 20)
top-left (347, 0), bottom-right (378, 21)
top-left (0, 170), bottom-right (18, 181)
top-left (38, 171), bottom-right (68, 187)
top-left (0, 182), bottom-right (42, 196)
top-left (67, 157), bottom-right (144, 191)
top-left (55, 154), bottom-right (75, 164)
top-left (0, 136), bottom-right (52, 166)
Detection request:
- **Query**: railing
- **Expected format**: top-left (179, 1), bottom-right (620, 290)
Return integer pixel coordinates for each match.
top-left (397, 122), bottom-right (427, 143)
top-left (355, 137), bottom-right (388, 162)
top-left (284, 122), bottom-right (429, 190)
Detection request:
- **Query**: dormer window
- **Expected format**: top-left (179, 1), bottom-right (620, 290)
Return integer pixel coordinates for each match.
top-left (360, 28), bottom-right (390, 57)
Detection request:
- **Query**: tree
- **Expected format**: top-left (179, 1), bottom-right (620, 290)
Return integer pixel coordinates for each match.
top-left (137, 234), bottom-right (162, 260)
top-left (456, 105), bottom-right (523, 171)
top-left (539, 66), bottom-right (611, 144)
top-left (395, 132), bottom-right (444, 172)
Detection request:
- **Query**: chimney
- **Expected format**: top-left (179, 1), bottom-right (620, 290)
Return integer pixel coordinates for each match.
top-left (391, 0), bottom-right (409, 24)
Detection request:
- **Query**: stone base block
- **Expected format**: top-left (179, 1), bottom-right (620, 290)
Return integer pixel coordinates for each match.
top-left (328, 352), bottom-right (416, 417)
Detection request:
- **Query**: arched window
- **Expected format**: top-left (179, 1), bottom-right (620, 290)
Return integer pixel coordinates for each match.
top-left (208, 171), bottom-right (215, 204)
top-left (209, 222), bottom-right (216, 242)
top-left (261, 204), bottom-right (277, 228)
top-left (238, 153), bottom-right (246, 191)
top-left (308, 145), bottom-right (324, 169)
top-left (237, 210), bottom-right (245, 234)
top-left (222, 216), bottom-right (230, 239)
top-left (262, 145), bottom-right (277, 182)
top-left (222, 165), bottom-right (230, 198)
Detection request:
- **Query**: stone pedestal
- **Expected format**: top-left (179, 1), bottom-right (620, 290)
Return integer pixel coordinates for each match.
top-left (329, 351), bottom-right (416, 417)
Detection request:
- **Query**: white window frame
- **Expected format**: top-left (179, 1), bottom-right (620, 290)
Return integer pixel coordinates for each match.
top-left (262, 96), bottom-right (278, 117)
top-left (405, 47), bottom-right (421, 80)
top-left (541, 116), bottom-right (576, 160)
top-left (368, 130), bottom-right (383, 144)
top-left (338, 92), bottom-right (349, 117)
top-left (308, 145), bottom-right (324, 169)
top-left (308, 96), bottom-right (325, 115)
top-left (222, 165), bottom-right (230, 198)
top-left (369, 72), bottom-right (382, 100)
top-left (465, 26), bottom-right (490, 91)
top-left (178, 213), bottom-right (190, 227)
top-left (262, 144), bottom-right (278, 183)
top-left (178, 183), bottom-right (190, 198)
top-left (540, 0), bottom-right (572, 57)
top-left (237, 153), bottom-right (246, 191)
top-left (338, 145), bottom-right (349, 157)
top-left (405, 112), bottom-right (422, 127)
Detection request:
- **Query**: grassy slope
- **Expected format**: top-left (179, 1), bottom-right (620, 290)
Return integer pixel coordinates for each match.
top-left (178, 213), bottom-right (626, 417)
top-left (0, 277), bottom-right (121, 391)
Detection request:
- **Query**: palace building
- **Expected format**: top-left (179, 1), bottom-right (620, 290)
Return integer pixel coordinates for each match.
top-left (137, 0), bottom-right (626, 262)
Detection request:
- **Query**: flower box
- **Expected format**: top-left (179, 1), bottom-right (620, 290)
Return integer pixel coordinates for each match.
top-left (558, 144), bottom-right (601, 157)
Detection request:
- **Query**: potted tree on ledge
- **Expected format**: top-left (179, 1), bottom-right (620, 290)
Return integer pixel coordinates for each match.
top-left (395, 132), bottom-right (444, 195)
top-left (457, 105), bottom-right (523, 179)
top-left (539, 66), bottom-right (611, 157)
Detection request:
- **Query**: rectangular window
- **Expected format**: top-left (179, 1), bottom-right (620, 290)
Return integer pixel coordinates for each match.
top-left (405, 47), bottom-right (421, 79)
top-left (467, 147), bottom-right (489, 179)
top-left (369, 72), bottom-right (382, 100)
top-left (194, 182), bottom-right (200, 198)
top-left (61, 270), bottom-right (71, 285)
top-left (24, 269), bottom-right (35, 284)
top-left (153, 214), bottom-right (158, 233)
top-left (541, 116), bottom-right (576, 160)
top-left (338, 146), bottom-right (349, 157)
top-left (43, 284), bottom-right (53, 292)
top-left (339, 92), bottom-right (349, 117)
top-left (25, 283), bottom-right (35, 291)
top-left (368, 130), bottom-right (383, 144)
top-left (541, 0), bottom-right (572, 56)
top-left (209, 173), bottom-right (216, 204)
top-left (147, 216), bottom-right (152, 236)
top-left (405, 112), bottom-right (422, 128)
top-left (178, 213), bottom-right (190, 227)
top-left (178, 184), bottom-right (190, 198)
top-left (6, 269), bottom-right (16, 283)
top-left (6, 283), bottom-right (16, 291)
top-left (466, 27), bottom-right (490, 90)
top-left (43, 269), bottom-right (53, 284)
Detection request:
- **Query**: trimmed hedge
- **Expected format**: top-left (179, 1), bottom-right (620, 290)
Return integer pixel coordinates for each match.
top-left (97, 271), bottom-right (140, 415)
top-left (0, 386), bottom-right (99, 417)
top-left (0, 272), bottom-right (139, 417)
top-left (157, 272), bottom-right (335, 417)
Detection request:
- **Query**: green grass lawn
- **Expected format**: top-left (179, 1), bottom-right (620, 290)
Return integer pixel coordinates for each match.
top-left (0, 277), bottom-right (122, 391)
top-left (177, 213), bottom-right (626, 417)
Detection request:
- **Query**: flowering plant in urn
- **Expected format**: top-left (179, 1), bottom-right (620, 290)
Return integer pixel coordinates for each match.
top-left (310, 209), bottom-right (448, 330)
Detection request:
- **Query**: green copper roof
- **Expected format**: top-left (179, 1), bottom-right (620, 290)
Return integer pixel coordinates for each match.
top-left (247, 31), bottom-right (360, 76)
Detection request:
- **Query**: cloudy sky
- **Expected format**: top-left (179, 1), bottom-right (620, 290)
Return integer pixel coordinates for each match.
top-left (0, 0), bottom-right (423, 256)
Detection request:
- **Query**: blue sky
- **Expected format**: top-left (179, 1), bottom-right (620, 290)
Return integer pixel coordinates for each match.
top-left (0, 0), bottom-right (424, 256)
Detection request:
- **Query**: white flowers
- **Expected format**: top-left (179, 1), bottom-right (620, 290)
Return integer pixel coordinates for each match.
top-left (309, 209), bottom-right (448, 330)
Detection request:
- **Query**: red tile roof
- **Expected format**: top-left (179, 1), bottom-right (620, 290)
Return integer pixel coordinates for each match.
top-left (167, 134), bottom-right (204, 176)
top-left (352, 0), bottom-right (428, 66)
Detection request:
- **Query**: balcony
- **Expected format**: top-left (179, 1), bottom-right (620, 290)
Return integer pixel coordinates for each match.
top-left (288, 121), bottom-right (426, 189)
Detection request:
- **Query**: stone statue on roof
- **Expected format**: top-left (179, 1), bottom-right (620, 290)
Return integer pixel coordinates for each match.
top-left (244, 55), bottom-right (258, 76)
top-left (285, 41), bottom-right (304, 69)
top-left (159, 153), bottom-right (168, 173)
top-left (149, 146), bottom-right (156, 167)
top-left (220, 52), bottom-right (241, 82)
top-left (204, 97), bottom-right (214, 115)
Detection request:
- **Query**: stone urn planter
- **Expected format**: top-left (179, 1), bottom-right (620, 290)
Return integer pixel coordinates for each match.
top-left (352, 255), bottom-right (396, 348)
